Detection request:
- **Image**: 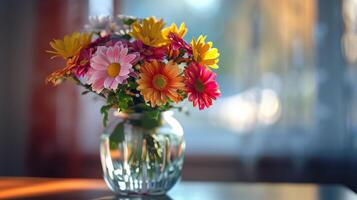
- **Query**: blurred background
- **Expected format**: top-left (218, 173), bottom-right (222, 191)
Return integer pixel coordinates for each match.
top-left (1, 0), bottom-right (357, 189)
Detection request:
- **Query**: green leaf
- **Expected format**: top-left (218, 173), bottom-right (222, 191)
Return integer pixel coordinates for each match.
top-left (145, 110), bottom-right (160, 119)
top-left (127, 78), bottom-right (138, 87)
top-left (130, 103), bottom-right (152, 112)
top-left (107, 92), bottom-right (116, 104)
top-left (100, 104), bottom-right (112, 127)
top-left (123, 18), bottom-right (136, 26)
top-left (109, 122), bottom-right (125, 150)
top-left (130, 111), bottom-right (162, 129)
top-left (158, 103), bottom-right (172, 112)
top-left (145, 134), bottom-right (163, 164)
top-left (121, 34), bottom-right (131, 40)
top-left (178, 49), bottom-right (186, 57)
top-left (116, 89), bottom-right (132, 112)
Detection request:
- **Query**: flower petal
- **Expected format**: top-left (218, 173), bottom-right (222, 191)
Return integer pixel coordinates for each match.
top-left (104, 77), bottom-right (114, 89)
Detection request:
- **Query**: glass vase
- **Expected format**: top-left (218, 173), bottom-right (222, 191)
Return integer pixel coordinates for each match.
top-left (100, 111), bottom-right (185, 196)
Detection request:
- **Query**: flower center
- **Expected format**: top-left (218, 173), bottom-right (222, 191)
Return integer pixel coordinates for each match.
top-left (152, 74), bottom-right (168, 91)
top-left (107, 63), bottom-right (121, 77)
top-left (194, 79), bottom-right (205, 93)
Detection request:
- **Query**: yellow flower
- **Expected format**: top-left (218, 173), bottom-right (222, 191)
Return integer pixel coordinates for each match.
top-left (191, 35), bottom-right (220, 69)
top-left (162, 22), bottom-right (187, 38)
top-left (47, 32), bottom-right (92, 59)
top-left (129, 17), bottom-right (167, 47)
top-left (137, 60), bottom-right (185, 107)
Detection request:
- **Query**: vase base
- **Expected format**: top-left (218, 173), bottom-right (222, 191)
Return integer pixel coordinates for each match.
top-left (105, 177), bottom-right (177, 197)
top-left (114, 193), bottom-right (172, 200)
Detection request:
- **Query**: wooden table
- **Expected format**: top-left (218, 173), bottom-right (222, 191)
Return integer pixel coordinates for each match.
top-left (0, 177), bottom-right (355, 200)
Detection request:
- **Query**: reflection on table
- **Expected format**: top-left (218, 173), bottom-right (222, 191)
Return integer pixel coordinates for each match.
top-left (0, 177), bottom-right (355, 200)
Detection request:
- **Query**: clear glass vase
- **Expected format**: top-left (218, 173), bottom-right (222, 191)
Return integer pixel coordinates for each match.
top-left (100, 111), bottom-right (185, 196)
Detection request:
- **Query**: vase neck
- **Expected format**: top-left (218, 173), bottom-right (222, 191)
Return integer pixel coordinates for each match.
top-left (113, 110), bottom-right (173, 120)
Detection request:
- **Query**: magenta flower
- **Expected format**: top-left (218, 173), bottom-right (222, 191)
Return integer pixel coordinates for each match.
top-left (89, 35), bottom-right (110, 48)
top-left (105, 39), bottom-right (129, 48)
top-left (168, 32), bottom-right (192, 55)
top-left (86, 42), bottom-right (137, 93)
top-left (184, 62), bottom-right (220, 110)
top-left (130, 40), bottom-right (166, 61)
top-left (72, 48), bottom-right (93, 77)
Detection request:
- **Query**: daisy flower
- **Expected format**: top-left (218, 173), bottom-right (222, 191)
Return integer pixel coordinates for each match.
top-left (72, 47), bottom-right (93, 77)
top-left (87, 42), bottom-right (137, 93)
top-left (85, 15), bottom-right (141, 36)
top-left (47, 32), bottom-right (92, 59)
top-left (130, 40), bottom-right (166, 61)
top-left (168, 32), bottom-right (192, 54)
top-left (46, 33), bottom-right (92, 85)
top-left (191, 35), bottom-right (220, 69)
top-left (184, 62), bottom-right (220, 110)
top-left (129, 17), bottom-right (167, 47)
top-left (84, 16), bottom-right (112, 33)
top-left (162, 22), bottom-right (187, 38)
top-left (111, 15), bottom-right (139, 35)
top-left (46, 61), bottom-right (76, 85)
top-left (137, 60), bottom-right (185, 107)
top-left (89, 35), bottom-right (111, 48)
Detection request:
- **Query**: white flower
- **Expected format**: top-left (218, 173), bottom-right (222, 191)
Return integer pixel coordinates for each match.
top-left (84, 15), bottom-right (142, 36)
top-left (111, 15), bottom-right (140, 35)
top-left (84, 16), bottom-right (112, 33)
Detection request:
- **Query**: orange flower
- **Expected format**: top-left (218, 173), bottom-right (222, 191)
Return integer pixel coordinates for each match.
top-left (137, 60), bottom-right (185, 106)
top-left (45, 57), bottom-right (77, 85)
top-left (46, 32), bottom-right (92, 85)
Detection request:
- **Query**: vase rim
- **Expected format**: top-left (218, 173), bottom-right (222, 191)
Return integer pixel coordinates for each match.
top-left (113, 110), bottom-right (174, 119)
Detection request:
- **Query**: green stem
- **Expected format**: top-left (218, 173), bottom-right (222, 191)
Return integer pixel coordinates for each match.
top-left (71, 76), bottom-right (106, 99)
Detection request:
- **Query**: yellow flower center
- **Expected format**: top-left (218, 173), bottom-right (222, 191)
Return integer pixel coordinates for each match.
top-left (194, 79), bottom-right (205, 93)
top-left (152, 74), bottom-right (168, 91)
top-left (107, 63), bottom-right (121, 77)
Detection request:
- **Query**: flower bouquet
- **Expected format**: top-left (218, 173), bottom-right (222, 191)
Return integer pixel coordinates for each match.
top-left (46, 15), bottom-right (221, 195)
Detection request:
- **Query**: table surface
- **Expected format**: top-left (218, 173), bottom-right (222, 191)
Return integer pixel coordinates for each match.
top-left (0, 177), bottom-right (355, 200)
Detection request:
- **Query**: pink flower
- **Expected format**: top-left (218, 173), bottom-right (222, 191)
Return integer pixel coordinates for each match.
top-left (72, 35), bottom-right (112, 77)
top-left (184, 62), bottom-right (220, 110)
top-left (87, 42), bottom-right (137, 93)
top-left (130, 40), bottom-right (166, 61)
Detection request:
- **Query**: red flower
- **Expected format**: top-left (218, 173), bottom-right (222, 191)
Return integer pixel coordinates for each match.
top-left (184, 62), bottom-right (220, 110)
top-left (90, 35), bottom-right (110, 48)
top-left (168, 32), bottom-right (192, 54)
top-left (72, 35), bottom-right (111, 77)
top-left (72, 47), bottom-right (93, 77)
top-left (130, 40), bottom-right (166, 61)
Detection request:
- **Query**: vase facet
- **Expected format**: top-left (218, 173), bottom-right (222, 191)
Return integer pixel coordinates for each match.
top-left (100, 111), bottom-right (185, 195)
